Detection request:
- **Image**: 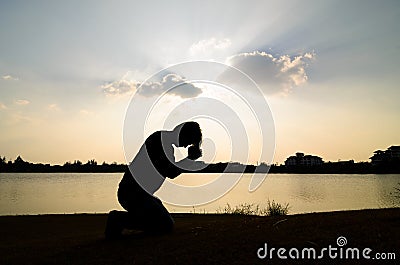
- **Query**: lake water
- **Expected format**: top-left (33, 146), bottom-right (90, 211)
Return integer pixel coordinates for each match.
top-left (0, 173), bottom-right (399, 215)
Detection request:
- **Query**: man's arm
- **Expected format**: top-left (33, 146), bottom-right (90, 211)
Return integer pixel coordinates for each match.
top-left (163, 138), bottom-right (203, 178)
top-left (187, 145), bottom-right (202, 160)
top-left (174, 145), bottom-right (205, 173)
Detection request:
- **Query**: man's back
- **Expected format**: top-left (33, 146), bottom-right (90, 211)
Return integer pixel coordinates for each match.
top-left (120, 131), bottom-right (181, 196)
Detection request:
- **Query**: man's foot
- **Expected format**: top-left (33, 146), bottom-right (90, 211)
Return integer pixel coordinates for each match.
top-left (105, 210), bottom-right (123, 240)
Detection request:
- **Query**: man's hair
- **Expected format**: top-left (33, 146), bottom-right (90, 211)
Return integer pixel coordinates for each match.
top-left (174, 121), bottom-right (202, 146)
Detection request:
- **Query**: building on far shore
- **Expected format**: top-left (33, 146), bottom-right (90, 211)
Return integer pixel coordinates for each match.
top-left (284, 152), bottom-right (323, 167)
top-left (370, 146), bottom-right (400, 165)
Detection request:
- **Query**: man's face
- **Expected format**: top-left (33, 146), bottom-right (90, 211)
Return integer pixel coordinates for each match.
top-left (178, 134), bottom-right (194, 148)
top-left (180, 140), bottom-right (192, 148)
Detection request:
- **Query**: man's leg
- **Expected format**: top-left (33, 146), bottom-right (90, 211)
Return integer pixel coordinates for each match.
top-left (108, 190), bottom-right (174, 237)
top-left (105, 209), bottom-right (151, 239)
top-left (120, 186), bottom-right (174, 235)
top-left (139, 196), bottom-right (174, 235)
top-left (105, 210), bottom-right (126, 239)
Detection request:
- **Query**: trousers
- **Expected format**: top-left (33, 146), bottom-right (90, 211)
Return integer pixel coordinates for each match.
top-left (114, 183), bottom-right (174, 234)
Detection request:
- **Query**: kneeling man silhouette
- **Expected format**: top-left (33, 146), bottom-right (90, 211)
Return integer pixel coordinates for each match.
top-left (105, 121), bottom-right (202, 239)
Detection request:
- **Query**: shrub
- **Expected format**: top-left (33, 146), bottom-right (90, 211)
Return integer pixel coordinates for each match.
top-left (217, 200), bottom-right (289, 216)
top-left (262, 199), bottom-right (290, 216)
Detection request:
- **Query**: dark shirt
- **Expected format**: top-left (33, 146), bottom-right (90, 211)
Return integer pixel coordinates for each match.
top-left (119, 131), bottom-right (182, 197)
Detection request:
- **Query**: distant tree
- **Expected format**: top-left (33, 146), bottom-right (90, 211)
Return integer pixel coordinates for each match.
top-left (85, 159), bottom-right (97, 166)
top-left (14, 156), bottom-right (27, 165)
top-left (11, 155), bottom-right (30, 171)
top-left (73, 160), bottom-right (82, 166)
top-left (0, 156), bottom-right (6, 171)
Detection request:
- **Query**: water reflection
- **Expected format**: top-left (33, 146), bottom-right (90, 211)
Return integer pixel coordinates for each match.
top-left (0, 173), bottom-right (399, 215)
top-left (375, 175), bottom-right (400, 207)
top-left (289, 174), bottom-right (327, 202)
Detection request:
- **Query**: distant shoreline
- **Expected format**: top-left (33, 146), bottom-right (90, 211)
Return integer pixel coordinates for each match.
top-left (1, 164), bottom-right (400, 174)
top-left (1, 157), bottom-right (400, 174)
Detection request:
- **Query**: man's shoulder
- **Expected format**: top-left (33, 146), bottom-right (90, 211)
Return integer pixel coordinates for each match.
top-left (145, 130), bottom-right (172, 150)
top-left (146, 130), bottom-right (170, 142)
top-left (147, 130), bottom-right (167, 138)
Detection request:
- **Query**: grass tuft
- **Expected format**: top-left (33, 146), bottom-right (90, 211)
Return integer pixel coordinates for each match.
top-left (217, 200), bottom-right (289, 216)
top-left (262, 200), bottom-right (290, 216)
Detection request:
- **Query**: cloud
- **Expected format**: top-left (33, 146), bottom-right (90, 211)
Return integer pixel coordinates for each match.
top-left (102, 73), bottom-right (202, 99)
top-left (190, 38), bottom-right (232, 55)
top-left (10, 113), bottom-right (35, 124)
top-left (224, 51), bottom-right (315, 94)
top-left (101, 79), bottom-right (139, 95)
top-left (189, 38), bottom-right (232, 60)
top-left (47, 103), bottom-right (60, 111)
top-left (0, 102), bottom-right (7, 110)
top-left (79, 109), bottom-right (94, 115)
top-left (2, 75), bottom-right (19, 81)
top-left (102, 50), bottom-right (313, 98)
top-left (138, 74), bottom-right (202, 98)
top-left (15, 99), bottom-right (30, 105)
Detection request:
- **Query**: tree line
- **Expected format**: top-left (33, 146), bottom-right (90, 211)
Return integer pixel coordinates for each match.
top-left (0, 156), bottom-right (126, 173)
top-left (0, 156), bottom-right (267, 173)
top-left (1, 155), bottom-right (399, 173)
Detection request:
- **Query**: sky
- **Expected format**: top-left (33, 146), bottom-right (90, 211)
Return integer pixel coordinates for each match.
top-left (0, 0), bottom-right (399, 165)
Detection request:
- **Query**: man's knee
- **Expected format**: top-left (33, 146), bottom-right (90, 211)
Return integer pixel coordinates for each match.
top-left (164, 215), bottom-right (174, 232)
top-left (147, 214), bottom-right (174, 235)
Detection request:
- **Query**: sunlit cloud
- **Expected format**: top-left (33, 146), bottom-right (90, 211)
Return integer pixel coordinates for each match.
top-left (224, 51), bottom-right (315, 95)
top-left (101, 79), bottom-right (139, 96)
top-left (102, 73), bottom-right (202, 99)
top-left (10, 113), bottom-right (36, 124)
top-left (79, 109), bottom-right (94, 115)
top-left (189, 38), bottom-right (232, 60)
top-left (190, 38), bottom-right (231, 55)
top-left (47, 103), bottom-right (60, 111)
top-left (103, 50), bottom-right (314, 99)
top-left (15, 99), bottom-right (30, 105)
top-left (2, 74), bottom-right (19, 81)
top-left (0, 102), bottom-right (7, 110)
top-left (138, 74), bottom-right (202, 98)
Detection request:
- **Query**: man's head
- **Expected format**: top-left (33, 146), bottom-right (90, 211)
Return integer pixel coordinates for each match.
top-left (173, 121), bottom-right (202, 147)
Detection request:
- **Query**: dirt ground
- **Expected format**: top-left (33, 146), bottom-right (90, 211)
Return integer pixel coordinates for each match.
top-left (0, 208), bottom-right (399, 264)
